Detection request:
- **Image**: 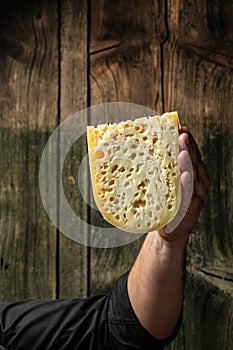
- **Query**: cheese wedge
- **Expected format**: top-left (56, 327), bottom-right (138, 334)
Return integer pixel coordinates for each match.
top-left (87, 112), bottom-right (181, 233)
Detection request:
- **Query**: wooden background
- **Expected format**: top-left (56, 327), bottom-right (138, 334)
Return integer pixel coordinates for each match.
top-left (0, 0), bottom-right (232, 349)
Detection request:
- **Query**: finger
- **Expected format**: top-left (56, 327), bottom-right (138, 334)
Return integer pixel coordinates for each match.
top-left (166, 170), bottom-right (193, 233)
top-left (180, 171), bottom-right (193, 205)
top-left (178, 132), bottom-right (189, 151)
top-left (178, 150), bottom-right (191, 172)
top-left (179, 125), bottom-right (189, 134)
top-left (180, 170), bottom-right (191, 186)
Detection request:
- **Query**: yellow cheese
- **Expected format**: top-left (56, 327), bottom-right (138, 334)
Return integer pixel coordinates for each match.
top-left (87, 112), bottom-right (181, 233)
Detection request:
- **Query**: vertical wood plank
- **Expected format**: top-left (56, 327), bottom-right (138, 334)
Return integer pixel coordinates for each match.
top-left (164, 0), bottom-right (233, 270)
top-left (163, 1), bottom-right (233, 348)
top-left (0, 1), bottom-right (58, 300)
top-left (182, 273), bottom-right (233, 350)
top-left (0, 1), bottom-right (232, 348)
top-left (59, 0), bottom-right (89, 298)
top-left (90, 0), bottom-right (166, 110)
top-left (89, 0), bottom-right (167, 294)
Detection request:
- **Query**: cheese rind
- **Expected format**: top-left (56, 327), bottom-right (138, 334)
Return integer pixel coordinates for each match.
top-left (87, 112), bottom-right (181, 233)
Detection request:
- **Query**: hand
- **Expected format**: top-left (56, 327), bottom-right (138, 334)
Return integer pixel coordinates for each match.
top-left (158, 127), bottom-right (211, 243)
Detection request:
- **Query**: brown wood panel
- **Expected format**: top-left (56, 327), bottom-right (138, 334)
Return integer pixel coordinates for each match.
top-left (89, 0), bottom-right (166, 294)
top-left (183, 272), bottom-right (233, 350)
top-left (164, 0), bottom-right (233, 271)
top-left (59, 0), bottom-right (89, 298)
top-left (90, 0), bottom-right (166, 108)
top-left (163, 1), bottom-right (233, 348)
top-left (167, 0), bottom-right (233, 69)
top-left (0, 1), bottom-right (232, 347)
top-left (166, 272), bottom-right (233, 350)
top-left (0, 1), bottom-right (58, 300)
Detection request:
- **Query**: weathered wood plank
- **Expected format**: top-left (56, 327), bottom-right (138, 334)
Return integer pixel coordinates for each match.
top-left (163, 1), bottom-right (233, 348)
top-left (90, 0), bottom-right (166, 109)
top-left (164, 0), bottom-right (233, 271)
top-left (89, 0), bottom-right (166, 294)
top-left (58, 0), bottom-right (89, 298)
top-left (166, 271), bottom-right (233, 350)
top-left (184, 272), bottom-right (233, 350)
top-left (167, 0), bottom-right (233, 69)
top-left (1, 2), bottom-right (232, 349)
top-left (0, 1), bottom-right (58, 300)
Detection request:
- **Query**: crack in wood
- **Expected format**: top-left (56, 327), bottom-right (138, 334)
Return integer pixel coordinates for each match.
top-left (90, 40), bottom-right (122, 56)
top-left (200, 267), bottom-right (233, 283)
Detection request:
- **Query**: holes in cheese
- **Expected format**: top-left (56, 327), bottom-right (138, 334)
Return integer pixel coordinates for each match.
top-left (87, 112), bottom-right (181, 233)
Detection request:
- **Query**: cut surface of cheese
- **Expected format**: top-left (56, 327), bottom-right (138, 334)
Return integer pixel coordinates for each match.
top-left (87, 112), bottom-right (181, 233)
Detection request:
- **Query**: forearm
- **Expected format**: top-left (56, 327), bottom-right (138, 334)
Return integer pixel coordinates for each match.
top-left (127, 230), bottom-right (188, 340)
top-left (127, 129), bottom-right (210, 341)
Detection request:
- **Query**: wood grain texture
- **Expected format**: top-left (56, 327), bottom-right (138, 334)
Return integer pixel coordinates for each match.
top-left (166, 271), bottom-right (233, 350)
top-left (89, 0), bottom-right (166, 294)
top-left (164, 0), bottom-right (233, 272)
top-left (0, 1), bottom-right (232, 348)
top-left (90, 0), bottom-right (166, 109)
top-left (167, 0), bottom-right (233, 69)
top-left (162, 1), bottom-right (233, 348)
top-left (58, 0), bottom-right (89, 298)
top-left (0, 1), bottom-right (58, 300)
top-left (60, 136), bottom-right (89, 298)
top-left (0, 1), bottom-right (59, 130)
top-left (183, 272), bottom-right (233, 350)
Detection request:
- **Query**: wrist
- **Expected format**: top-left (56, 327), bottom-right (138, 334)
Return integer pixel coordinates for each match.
top-left (146, 231), bottom-right (187, 280)
top-left (149, 230), bottom-right (189, 253)
top-left (158, 226), bottom-right (190, 244)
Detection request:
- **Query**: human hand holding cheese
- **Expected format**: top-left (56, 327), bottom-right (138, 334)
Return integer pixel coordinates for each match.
top-left (87, 112), bottom-right (183, 234)
top-left (158, 126), bottom-right (211, 243)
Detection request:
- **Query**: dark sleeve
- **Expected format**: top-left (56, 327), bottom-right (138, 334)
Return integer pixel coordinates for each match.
top-left (107, 271), bottom-right (182, 350)
top-left (0, 272), bottom-right (181, 350)
top-left (0, 294), bottom-right (110, 350)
